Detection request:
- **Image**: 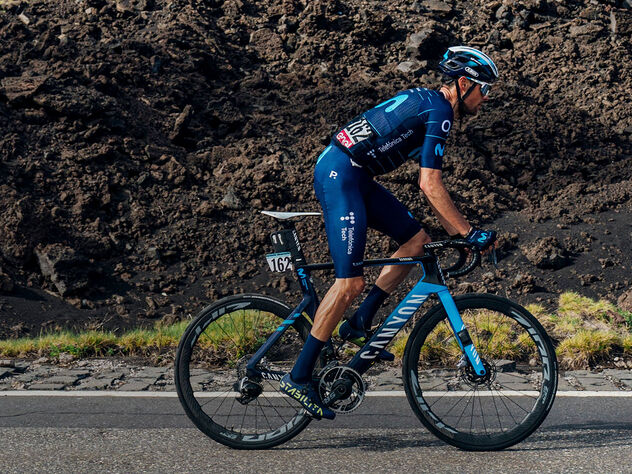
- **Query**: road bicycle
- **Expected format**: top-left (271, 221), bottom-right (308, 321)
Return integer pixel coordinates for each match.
top-left (175, 211), bottom-right (558, 450)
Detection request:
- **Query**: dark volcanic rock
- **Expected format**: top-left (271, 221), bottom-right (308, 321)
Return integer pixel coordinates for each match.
top-left (0, 268), bottom-right (14, 294)
top-left (618, 289), bottom-right (632, 312)
top-left (522, 237), bottom-right (572, 270)
top-left (35, 244), bottom-right (90, 296)
top-left (0, 0), bottom-right (630, 333)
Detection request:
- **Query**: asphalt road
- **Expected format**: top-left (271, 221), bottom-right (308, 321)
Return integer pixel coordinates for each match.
top-left (0, 394), bottom-right (630, 473)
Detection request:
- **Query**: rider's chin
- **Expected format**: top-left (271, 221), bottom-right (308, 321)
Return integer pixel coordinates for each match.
top-left (465, 105), bottom-right (478, 116)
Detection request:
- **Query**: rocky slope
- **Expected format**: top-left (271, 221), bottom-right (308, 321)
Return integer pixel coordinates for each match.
top-left (0, 0), bottom-right (631, 337)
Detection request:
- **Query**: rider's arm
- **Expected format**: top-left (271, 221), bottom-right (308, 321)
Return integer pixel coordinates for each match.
top-left (414, 100), bottom-right (472, 236)
top-left (418, 167), bottom-right (471, 237)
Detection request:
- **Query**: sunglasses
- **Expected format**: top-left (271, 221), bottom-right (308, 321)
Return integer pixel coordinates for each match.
top-left (470, 78), bottom-right (492, 96)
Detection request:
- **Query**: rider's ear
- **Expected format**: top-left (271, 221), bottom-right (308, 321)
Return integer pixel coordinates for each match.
top-left (458, 76), bottom-right (470, 92)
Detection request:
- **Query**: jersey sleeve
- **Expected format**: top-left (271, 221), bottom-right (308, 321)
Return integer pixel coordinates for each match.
top-left (417, 105), bottom-right (453, 170)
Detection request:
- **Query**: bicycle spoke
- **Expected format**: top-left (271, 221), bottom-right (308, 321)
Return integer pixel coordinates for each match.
top-left (175, 297), bottom-right (314, 448)
top-left (406, 296), bottom-right (556, 449)
top-left (256, 399), bottom-right (273, 432)
top-left (492, 387), bottom-right (521, 426)
top-left (217, 316), bottom-right (241, 350)
top-left (478, 387), bottom-right (488, 435)
top-left (239, 402), bottom-right (248, 434)
top-left (436, 386), bottom-right (474, 419)
top-left (206, 389), bottom-right (230, 413)
top-left (469, 385), bottom-right (476, 433)
top-left (489, 387), bottom-right (505, 432)
top-left (225, 397), bottom-right (238, 432)
top-left (260, 391), bottom-right (290, 424)
top-left (454, 392), bottom-right (470, 428)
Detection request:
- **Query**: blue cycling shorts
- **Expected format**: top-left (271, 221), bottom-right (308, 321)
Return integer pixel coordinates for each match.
top-left (313, 144), bottom-right (423, 278)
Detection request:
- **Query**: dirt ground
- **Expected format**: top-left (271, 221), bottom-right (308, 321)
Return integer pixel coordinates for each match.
top-left (0, 0), bottom-right (631, 338)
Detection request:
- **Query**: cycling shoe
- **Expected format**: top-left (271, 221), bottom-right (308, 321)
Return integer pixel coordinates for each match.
top-left (279, 374), bottom-right (336, 420)
top-left (338, 320), bottom-right (395, 362)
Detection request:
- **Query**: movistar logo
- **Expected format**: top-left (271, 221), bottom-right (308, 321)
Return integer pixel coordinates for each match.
top-left (478, 232), bottom-right (488, 243)
top-left (434, 144), bottom-right (445, 157)
top-left (376, 95), bottom-right (408, 113)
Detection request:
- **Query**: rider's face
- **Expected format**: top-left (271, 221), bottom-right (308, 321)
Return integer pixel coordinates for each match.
top-left (462, 81), bottom-right (489, 115)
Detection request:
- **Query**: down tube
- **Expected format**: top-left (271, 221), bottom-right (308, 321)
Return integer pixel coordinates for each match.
top-left (348, 281), bottom-right (445, 374)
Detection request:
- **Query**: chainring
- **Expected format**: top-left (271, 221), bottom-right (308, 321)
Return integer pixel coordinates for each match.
top-left (317, 363), bottom-right (366, 414)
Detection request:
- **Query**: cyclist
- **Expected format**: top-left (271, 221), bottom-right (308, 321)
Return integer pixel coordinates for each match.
top-left (280, 46), bottom-right (499, 420)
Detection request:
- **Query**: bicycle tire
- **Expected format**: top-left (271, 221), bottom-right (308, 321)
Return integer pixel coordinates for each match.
top-left (402, 293), bottom-right (557, 451)
top-left (175, 293), bottom-right (313, 449)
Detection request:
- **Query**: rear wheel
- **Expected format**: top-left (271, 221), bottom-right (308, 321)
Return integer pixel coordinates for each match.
top-left (175, 294), bottom-right (313, 449)
top-left (403, 294), bottom-right (557, 451)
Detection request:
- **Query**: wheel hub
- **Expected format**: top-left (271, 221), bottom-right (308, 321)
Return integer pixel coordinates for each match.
top-left (461, 358), bottom-right (496, 386)
top-left (234, 354), bottom-right (263, 405)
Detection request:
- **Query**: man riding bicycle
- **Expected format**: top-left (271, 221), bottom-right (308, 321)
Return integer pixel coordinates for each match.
top-left (280, 46), bottom-right (499, 420)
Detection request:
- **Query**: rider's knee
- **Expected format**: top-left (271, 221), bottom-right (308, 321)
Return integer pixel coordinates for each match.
top-left (335, 277), bottom-right (365, 303)
top-left (402, 230), bottom-right (431, 253)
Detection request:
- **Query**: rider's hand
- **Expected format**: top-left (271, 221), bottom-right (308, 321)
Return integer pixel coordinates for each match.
top-left (464, 228), bottom-right (497, 253)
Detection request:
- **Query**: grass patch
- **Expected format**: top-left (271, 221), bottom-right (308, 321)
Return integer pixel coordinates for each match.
top-left (0, 322), bottom-right (191, 359)
top-left (0, 311), bottom-right (283, 362)
top-left (387, 292), bottom-right (631, 369)
top-left (390, 331), bottom-right (410, 360)
top-left (557, 330), bottom-right (621, 368)
top-left (548, 292), bottom-right (631, 368)
top-left (2, 293), bottom-right (630, 369)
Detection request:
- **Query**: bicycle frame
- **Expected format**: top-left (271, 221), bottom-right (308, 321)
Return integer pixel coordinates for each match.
top-left (246, 224), bottom-right (486, 378)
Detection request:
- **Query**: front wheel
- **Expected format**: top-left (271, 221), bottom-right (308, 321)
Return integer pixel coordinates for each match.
top-left (175, 294), bottom-right (313, 449)
top-left (402, 294), bottom-right (557, 451)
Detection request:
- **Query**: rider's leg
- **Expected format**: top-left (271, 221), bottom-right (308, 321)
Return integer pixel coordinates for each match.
top-left (290, 277), bottom-right (364, 383)
top-left (290, 145), bottom-right (369, 384)
top-left (311, 277), bottom-right (365, 339)
top-left (375, 229), bottom-right (431, 292)
top-left (348, 230), bottom-right (430, 331)
top-left (347, 179), bottom-right (428, 332)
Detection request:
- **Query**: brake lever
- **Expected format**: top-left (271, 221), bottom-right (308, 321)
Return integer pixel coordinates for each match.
top-left (487, 248), bottom-right (498, 267)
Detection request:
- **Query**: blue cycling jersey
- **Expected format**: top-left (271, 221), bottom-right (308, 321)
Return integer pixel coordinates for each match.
top-left (332, 88), bottom-right (454, 175)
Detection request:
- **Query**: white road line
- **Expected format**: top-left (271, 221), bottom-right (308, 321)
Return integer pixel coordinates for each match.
top-left (1, 390), bottom-right (630, 398)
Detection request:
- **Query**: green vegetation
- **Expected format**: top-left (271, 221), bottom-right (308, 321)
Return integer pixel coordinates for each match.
top-left (0, 310), bottom-right (283, 362)
top-left (390, 291), bottom-right (631, 369)
top-left (529, 291), bottom-right (632, 368)
top-left (0, 321), bottom-right (191, 359)
top-left (0, 293), bottom-right (630, 369)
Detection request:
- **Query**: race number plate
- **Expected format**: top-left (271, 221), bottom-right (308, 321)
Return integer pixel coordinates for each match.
top-left (266, 252), bottom-right (293, 273)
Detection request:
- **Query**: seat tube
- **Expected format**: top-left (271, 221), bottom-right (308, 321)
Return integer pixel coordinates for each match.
top-left (436, 289), bottom-right (486, 376)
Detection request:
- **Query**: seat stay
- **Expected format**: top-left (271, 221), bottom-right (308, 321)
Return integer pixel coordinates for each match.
top-left (246, 265), bottom-right (321, 378)
top-left (246, 293), bottom-right (316, 377)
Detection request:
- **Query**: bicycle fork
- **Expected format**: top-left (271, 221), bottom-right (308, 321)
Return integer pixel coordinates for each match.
top-left (436, 289), bottom-right (486, 376)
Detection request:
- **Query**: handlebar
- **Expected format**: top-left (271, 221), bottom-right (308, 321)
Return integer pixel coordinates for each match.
top-left (422, 239), bottom-right (494, 279)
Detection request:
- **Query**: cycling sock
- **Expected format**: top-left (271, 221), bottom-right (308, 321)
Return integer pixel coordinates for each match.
top-left (350, 285), bottom-right (389, 331)
top-left (290, 334), bottom-right (326, 384)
